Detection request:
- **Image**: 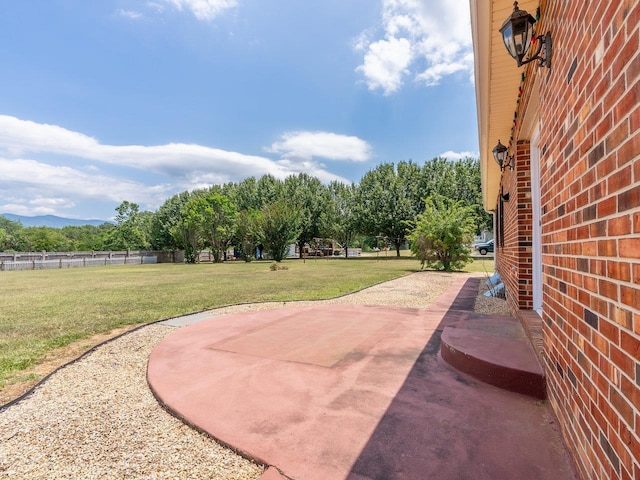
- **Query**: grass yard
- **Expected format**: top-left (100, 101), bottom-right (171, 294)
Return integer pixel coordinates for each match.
top-left (0, 255), bottom-right (494, 396)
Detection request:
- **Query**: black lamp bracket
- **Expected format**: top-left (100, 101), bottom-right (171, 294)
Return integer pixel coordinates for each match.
top-left (519, 32), bottom-right (552, 68)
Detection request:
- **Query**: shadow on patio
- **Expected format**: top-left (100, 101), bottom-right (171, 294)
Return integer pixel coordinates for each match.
top-left (347, 277), bottom-right (578, 480)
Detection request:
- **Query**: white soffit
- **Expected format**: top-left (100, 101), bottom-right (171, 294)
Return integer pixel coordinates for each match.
top-left (470, 0), bottom-right (538, 211)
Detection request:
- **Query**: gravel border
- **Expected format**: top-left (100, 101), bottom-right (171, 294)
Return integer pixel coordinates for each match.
top-left (473, 278), bottom-right (511, 315)
top-left (0, 271), bottom-right (476, 479)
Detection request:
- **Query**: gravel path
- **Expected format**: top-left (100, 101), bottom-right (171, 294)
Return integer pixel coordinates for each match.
top-left (0, 271), bottom-right (488, 479)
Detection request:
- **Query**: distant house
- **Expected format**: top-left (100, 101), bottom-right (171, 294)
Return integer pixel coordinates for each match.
top-left (470, 1), bottom-right (639, 478)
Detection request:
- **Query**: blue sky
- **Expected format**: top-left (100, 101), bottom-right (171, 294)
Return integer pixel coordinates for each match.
top-left (0, 0), bottom-right (478, 221)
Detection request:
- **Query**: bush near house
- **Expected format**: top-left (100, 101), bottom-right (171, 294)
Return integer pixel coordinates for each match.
top-left (408, 195), bottom-right (475, 272)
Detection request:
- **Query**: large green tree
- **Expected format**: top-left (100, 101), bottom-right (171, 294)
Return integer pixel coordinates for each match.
top-left (60, 224), bottom-right (112, 251)
top-left (234, 208), bottom-right (263, 262)
top-left (284, 173), bottom-right (330, 258)
top-left (227, 177), bottom-right (263, 211)
top-left (0, 217), bottom-right (28, 252)
top-left (199, 191), bottom-right (237, 263)
top-left (326, 181), bottom-right (358, 258)
top-left (150, 192), bottom-right (192, 251)
top-left (260, 199), bottom-right (301, 262)
top-left (421, 157), bottom-right (491, 234)
top-left (168, 192), bottom-right (206, 263)
top-left (104, 201), bottom-right (150, 250)
top-left (256, 174), bottom-right (283, 207)
top-left (22, 227), bottom-right (72, 252)
top-left (356, 162), bottom-right (420, 256)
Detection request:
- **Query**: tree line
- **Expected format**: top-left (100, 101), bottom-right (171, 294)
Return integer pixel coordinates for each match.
top-left (0, 158), bottom-right (491, 263)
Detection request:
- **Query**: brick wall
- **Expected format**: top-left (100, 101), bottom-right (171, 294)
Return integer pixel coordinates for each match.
top-left (498, 1), bottom-right (640, 478)
top-left (497, 142), bottom-right (535, 312)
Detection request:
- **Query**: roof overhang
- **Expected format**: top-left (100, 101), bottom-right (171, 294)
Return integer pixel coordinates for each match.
top-left (469, 0), bottom-right (539, 211)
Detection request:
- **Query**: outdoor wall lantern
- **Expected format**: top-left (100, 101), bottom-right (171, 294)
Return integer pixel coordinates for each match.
top-left (492, 140), bottom-right (513, 171)
top-left (499, 2), bottom-right (551, 68)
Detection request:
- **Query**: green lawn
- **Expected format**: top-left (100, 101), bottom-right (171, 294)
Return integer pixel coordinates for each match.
top-left (0, 255), bottom-right (493, 389)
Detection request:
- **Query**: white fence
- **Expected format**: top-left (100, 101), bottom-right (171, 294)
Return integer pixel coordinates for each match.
top-left (0, 252), bottom-right (158, 271)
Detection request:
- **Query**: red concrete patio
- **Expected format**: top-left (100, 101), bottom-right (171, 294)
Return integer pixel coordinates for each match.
top-left (147, 277), bottom-right (579, 480)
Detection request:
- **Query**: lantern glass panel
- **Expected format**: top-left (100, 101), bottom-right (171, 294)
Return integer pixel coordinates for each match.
top-left (501, 23), bottom-right (516, 58)
top-left (513, 18), bottom-right (533, 57)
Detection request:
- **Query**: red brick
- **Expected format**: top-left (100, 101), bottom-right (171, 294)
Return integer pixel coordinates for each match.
top-left (593, 367), bottom-right (611, 398)
top-left (610, 305), bottom-right (633, 330)
top-left (610, 343), bottom-right (636, 379)
top-left (608, 215), bottom-right (632, 235)
top-left (583, 241), bottom-right (598, 256)
top-left (599, 278), bottom-right (619, 300)
top-left (606, 121), bottom-right (630, 153)
top-left (574, 226), bottom-right (588, 242)
top-left (621, 466), bottom-right (633, 480)
top-left (620, 375), bottom-right (640, 410)
top-left (621, 285), bottom-right (640, 309)
top-left (596, 113), bottom-right (614, 141)
top-left (610, 385), bottom-right (635, 427)
top-left (619, 422), bottom-right (639, 464)
top-left (582, 169), bottom-right (596, 189)
top-left (600, 318), bottom-right (621, 344)
top-left (618, 185), bottom-right (640, 212)
top-left (588, 106), bottom-right (605, 136)
top-left (619, 238), bottom-right (640, 258)
top-left (595, 70), bottom-right (613, 107)
top-left (617, 132), bottom-right (640, 167)
top-left (630, 105), bottom-right (640, 133)
top-left (608, 166), bottom-right (633, 193)
top-left (598, 239), bottom-right (618, 257)
top-left (614, 78), bottom-right (640, 125)
top-left (608, 432), bottom-right (635, 480)
top-left (598, 154), bottom-right (619, 181)
top-left (612, 25), bottom-right (639, 81)
top-left (620, 331), bottom-right (640, 359)
top-left (593, 297), bottom-right (610, 317)
top-left (591, 259), bottom-right (606, 276)
top-left (604, 75), bottom-right (627, 114)
top-left (606, 261), bottom-right (631, 282)
top-left (584, 275), bottom-right (598, 293)
top-left (598, 197), bottom-right (617, 217)
top-left (629, 2), bottom-right (640, 46)
top-left (590, 220), bottom-right (607, 237)
top-left (626, 43), bottom-right (640, 83)
top-left (593, 331), bottom-right (611, 356)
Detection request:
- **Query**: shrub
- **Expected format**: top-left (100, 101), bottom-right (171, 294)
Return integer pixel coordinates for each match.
top-left (270, 262), bottom-right (288, 271)
top-left (408, 194), bottom-right (475, 272)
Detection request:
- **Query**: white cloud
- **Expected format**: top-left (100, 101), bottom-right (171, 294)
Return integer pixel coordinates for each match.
top-left (267, 131), bottom-right (372, 163)
top-left (439, 150), bottom-right (478, 160)
top-left (355, 0), bottom-right (473, 93)
top-left (0, 115), bottom-right (279, 182)
top-left (274, 159), bottom-right (350, 184)
top-left (0, 158), bottom-right (171, 209)
top-left (356, 37), bottom-right (412, 95)
top-left (0, 197), bottom-right (76, 217)
top-left (0, 115), bottom-right (355, 216)
top-left (117, 9), bottom-right (142, 19)
top-left (163, 0), bottom-right (237, 21)
top-left (146, 2), bottom-right (166, 13)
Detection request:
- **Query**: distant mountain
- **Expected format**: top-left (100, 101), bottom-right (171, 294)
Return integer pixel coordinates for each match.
top-left (1, 213), bottom-right (111, 228)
